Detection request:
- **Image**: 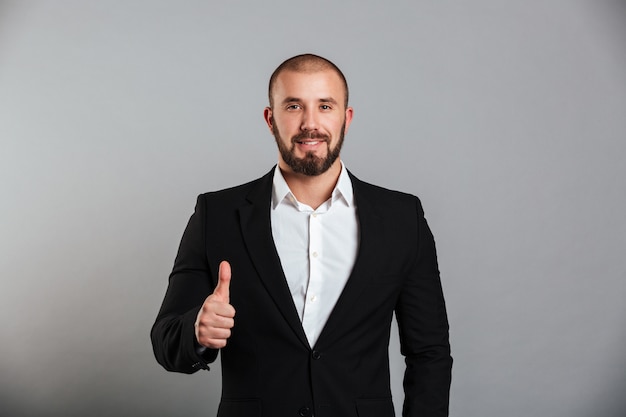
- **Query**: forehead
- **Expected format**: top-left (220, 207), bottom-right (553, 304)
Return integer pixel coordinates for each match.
top-left (272, 70), bottom-right (346, 103)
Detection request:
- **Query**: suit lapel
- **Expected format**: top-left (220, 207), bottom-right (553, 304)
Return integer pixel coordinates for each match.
top-left (314, 174), bottom-right (383, 347)
top-left (238, 169), bottom-right (310, 348)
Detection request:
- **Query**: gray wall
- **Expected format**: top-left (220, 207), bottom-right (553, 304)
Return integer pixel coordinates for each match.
top-left (1, 1), bottom-right (625, 416)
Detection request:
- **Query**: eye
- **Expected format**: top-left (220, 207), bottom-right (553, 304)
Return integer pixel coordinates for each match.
top-left (286, 104), bottom-right (301, 110)
top-left (320, 104), bottom-right (331, 110)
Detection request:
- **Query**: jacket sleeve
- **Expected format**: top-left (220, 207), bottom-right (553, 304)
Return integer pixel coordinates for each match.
top-left (150, 195), bottom-right (219, 373)
top-left (395, 197), bottom-right (452, 416)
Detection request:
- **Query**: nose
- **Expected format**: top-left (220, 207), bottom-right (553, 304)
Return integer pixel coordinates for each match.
top-left (300, 107), bottom-right (319, 131)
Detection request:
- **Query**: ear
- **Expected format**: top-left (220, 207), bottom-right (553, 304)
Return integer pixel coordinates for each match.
top-left (344, 106), bottom-right (354, 134)
top-left (263, 107), bottom-right (274, 133)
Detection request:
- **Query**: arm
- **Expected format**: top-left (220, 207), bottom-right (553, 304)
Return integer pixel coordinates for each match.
top-left (150, 195), bottom-right (222, 373)
top-left (395, 197), bottom-right (452, 416)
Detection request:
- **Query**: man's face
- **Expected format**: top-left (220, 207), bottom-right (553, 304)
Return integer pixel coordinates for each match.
top-left (264, 69), bottom-right (353, 176)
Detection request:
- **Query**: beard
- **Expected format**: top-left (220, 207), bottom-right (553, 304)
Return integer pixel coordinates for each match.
top-left (272, 118), bottom-right (345, 176)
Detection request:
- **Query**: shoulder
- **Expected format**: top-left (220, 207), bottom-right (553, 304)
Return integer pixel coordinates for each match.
top-left (197, 168), bottom-right (274, 206)
top-left (349, 171), bottom-right (423, 210)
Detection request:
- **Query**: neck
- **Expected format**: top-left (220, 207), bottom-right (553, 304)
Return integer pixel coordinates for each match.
top-left (278, 160), bottom-right (342, 210)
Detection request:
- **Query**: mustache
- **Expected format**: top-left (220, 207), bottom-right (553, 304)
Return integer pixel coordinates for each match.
top-left (291, 131), bottom-right (330, 143)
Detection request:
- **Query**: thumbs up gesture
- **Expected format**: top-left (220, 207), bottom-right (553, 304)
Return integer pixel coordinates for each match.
top-left (195, 261), bottom-right (236, 349)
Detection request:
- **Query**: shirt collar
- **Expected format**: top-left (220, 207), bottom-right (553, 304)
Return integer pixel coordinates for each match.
top-left (272, 162), bottom-right (354, 210)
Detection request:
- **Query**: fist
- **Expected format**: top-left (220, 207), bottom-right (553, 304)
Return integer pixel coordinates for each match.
top-left (195, 260), bottom-right (236, 349)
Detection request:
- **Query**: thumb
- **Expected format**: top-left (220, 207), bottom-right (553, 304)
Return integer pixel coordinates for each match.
top-left (212, 260), bottom-right (231, 302)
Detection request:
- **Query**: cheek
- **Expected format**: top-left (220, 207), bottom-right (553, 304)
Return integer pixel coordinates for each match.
top-left (274, 117), bottom-right (299, 134)
top-left (330, 120), bottom-right (345, 135)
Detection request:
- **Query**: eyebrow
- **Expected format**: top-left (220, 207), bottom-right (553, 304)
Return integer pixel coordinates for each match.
top-left (281, 97), bottom-right (339, 105)
top-left (319, 97), bottom-right (338, 105)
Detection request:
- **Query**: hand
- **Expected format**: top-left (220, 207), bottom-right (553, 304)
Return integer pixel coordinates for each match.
top-left (195, 260), bottom-right (236, 349)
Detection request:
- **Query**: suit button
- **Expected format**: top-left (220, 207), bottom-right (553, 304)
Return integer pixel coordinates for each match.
top-left (311, 350), bottom-right (321, 360)
top-left (298, 407), bottom-right (311, 416)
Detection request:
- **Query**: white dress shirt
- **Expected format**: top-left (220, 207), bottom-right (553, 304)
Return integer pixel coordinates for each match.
top-left (271, 163), bottom-right (359, 347)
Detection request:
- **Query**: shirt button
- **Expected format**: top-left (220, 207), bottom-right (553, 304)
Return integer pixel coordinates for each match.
top-left (312, 251), bottom-right (318, 258)
top-left (299, 406), bottom-right (312, 416)
top-left (312, 350), bottom-right (321, 360)
top-left (310, 294), bottom-right (317, 302)
top-left (312, 213), bottom-right (317, 218)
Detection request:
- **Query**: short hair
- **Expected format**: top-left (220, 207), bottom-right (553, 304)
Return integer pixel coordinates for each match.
top-left (268, 53), bottom-right (349, 108)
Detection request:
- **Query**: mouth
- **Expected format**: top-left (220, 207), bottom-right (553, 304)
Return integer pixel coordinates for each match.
top-left (295, 139), bottom-right (324, 146)
top-left (292, 132), bottom-right (329, 147)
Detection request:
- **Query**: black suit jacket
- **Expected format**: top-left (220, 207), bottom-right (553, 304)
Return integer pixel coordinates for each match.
top-left (151, 168), bottom-right (452, 417)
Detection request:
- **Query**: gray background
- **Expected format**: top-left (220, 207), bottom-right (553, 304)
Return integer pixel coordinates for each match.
top-left (1, 1), bottom-right (625, 416)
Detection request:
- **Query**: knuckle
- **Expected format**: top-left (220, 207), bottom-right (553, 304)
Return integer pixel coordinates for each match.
top-left (211, 339), bottom-right (226, 349)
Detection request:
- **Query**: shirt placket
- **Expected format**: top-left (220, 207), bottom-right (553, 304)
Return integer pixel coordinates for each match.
top-left (302, 210), bottom-right (323, 345)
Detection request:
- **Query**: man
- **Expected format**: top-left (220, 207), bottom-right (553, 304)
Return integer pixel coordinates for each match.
top-left (151, 54), bottom-right (452, 417)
